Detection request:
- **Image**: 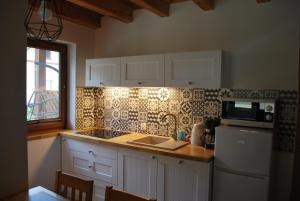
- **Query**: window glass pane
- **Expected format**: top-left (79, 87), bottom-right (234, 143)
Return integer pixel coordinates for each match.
top-left (26, 47), bottom-right (60, 121)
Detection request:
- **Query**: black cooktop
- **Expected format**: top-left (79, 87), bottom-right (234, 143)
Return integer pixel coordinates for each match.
top-left (75, 129), bottom-right (130, 139)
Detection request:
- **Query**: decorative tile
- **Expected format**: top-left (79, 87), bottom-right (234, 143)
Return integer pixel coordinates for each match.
top-left (148, 99), bottom-right (158, 113)
top-left (180, 101), bottom-right (192, 114)
top-left (193, 89), bottom-right (205, 101)
top-left (83, 96), bottom-right (94, 109)
top-left (129, 98), bottom-right (139, 111)
top-left (77, 109), bottom-right (83, 118)
top-left (192, 101), bottom-right (205, 116)
top-left (138, 99), bottom-right (148, 112)
top-left (158, 125), bottom-right (169, 136)
top-left (120, 110), bottom-right (129, 120)
top-left (231, 89), bottom-right (251, 99)
top-left (148, 112), bottom-right (158, 123)
top-left (139, 89), bottom-right (148, 99)
top-left (83, 117), bottom-right (95, 128)
top-left (205, 89), bottom-right (219, 101)
top-left (204, 101), bottom-right (219, 117)
top-left (128, 111), bottom-right (138, 121)
top-left (76, 87), bottom-right (298, 152)
top-left (158, 88), bottom-right (170, 101)
top-left (138, 112), bottom-right (148, 122)
top-left (128, 121), bottom-right (138, 132)
top-left (169, 101), bottom-right (180, 114)
top-left (112, 99), bottom-right (121, 109)
top-left (158, 101), bottom-right (169, 112)
top-left (121, 88), bottom-right (129, 98)
top-left (112, 110), bottom-right (120, 119)
top-left (218, 88), bottom-right (233, 101)
top-left (180, 89), bottom-right (193, 102)
top-left (147, 123), bottom-right (159, 135)
top-left (179, 114), bottom-right (192, 127)
top-left (193, 116), bottom-right (204, 124)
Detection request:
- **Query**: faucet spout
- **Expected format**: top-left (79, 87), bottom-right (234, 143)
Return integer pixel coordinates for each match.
top-left (161, 114), bottom-right (177, 140)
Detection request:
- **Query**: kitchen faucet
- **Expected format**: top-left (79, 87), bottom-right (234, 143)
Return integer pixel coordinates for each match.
top-left (161, 114), bottom-right (177, 140)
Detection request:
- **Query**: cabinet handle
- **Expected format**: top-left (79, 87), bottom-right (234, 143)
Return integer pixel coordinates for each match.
top-left (138, 82), bottom-right (142, 85)
top-left (88, 150), bottom-right (95, 155)
top-left (188, 81), bottom-right (193, 85)
top-left (99, 82), bottom-right (104, 86)
top-left (88, 165), bottom-right (93, 169)
top-left (150, 155), bottom-right (156, 159)
top-left (177, 160), bottom-right (183, 165)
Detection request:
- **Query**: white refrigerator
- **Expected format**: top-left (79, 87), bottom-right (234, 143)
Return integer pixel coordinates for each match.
top-left (213, 126), bottom-right (273, 201)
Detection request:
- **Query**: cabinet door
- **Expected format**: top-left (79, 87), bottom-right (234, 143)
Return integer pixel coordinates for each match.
top-left (62, 138), bottom-right (118, 184)
top-left (165, 51), bottom-right (222, 88)
top-left (118, 148), bottom-right (157, 199)
top-left (121, 55), bottom-right (164, 87)
top-left (157, 156), bottom-right (212, 201)
top-left (86, 58), bottom-right (121, 87)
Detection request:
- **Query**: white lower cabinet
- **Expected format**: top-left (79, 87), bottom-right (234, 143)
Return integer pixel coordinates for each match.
top-left (157, 156), bottom-right (212, 201)
top-left (62, 138), bottom-right (212, 201)
top-left (117, 148), bottom-right (157, 199)
top-left (61, 138), bottom-right (118, 201)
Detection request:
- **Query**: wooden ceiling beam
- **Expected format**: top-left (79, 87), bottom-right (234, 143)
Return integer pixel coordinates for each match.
top-left (68, 0), bottom-right (133, 23)
top-left (60, 1), bottom-right (102, 29)
top-left (129, 0), bottom-right (169, 17)
top-left (256, 0), bottom-right (271, 3)
top-left (192, 0), bottom-right (214, 11)
top-left (27, 0), bottom-right (102, 29)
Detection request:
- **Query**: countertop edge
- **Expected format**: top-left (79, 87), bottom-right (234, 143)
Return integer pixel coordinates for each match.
top-left (60, 131), bottom-right (214, 162)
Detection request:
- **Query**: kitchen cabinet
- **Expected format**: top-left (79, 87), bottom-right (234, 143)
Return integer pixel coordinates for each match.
top-left (117, 148), bottom-right (157, 199)
top-left (61, 138), bottom-right (118, 201)
top-left (85, 58), bottom-right (121, 87)
top-left (157, 155), bottom-right (212, 201)
top-left (121, 54), bottom-right (164, 87)
top-left (85, 51), bottom-right (223, 88)
top-left (165, 51), bottom-right (222, 88)
top-left (61, 138), bottom-right (212, 201)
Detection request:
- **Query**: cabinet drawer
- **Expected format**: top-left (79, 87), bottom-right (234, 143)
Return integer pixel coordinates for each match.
top-left (62, 138), bottom-right (118, 160)
top-left (62, 138), bottom-right (118, 185)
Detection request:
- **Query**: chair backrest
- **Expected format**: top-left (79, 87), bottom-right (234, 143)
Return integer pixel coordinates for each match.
top-left (55, 170), bottom-right (93, 201)
top-left (104, 186), bottom-right (156, 201)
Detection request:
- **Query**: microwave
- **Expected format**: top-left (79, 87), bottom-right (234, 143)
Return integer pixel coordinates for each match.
top-left (221, 98), bottom-right (276, 129)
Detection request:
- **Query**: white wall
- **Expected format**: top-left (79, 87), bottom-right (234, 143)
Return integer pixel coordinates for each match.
top-left (60, 20), bottom-right (96, 87)
top-left (0, 0), bottom-right (28, 197)
top-left (94, 0), bottom-right (299, 90)
top-left (27, 137), bottom-right (61, 191)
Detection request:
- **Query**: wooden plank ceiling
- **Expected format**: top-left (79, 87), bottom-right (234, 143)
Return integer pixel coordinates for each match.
top-left (28, 0), bottom-right (271, 29)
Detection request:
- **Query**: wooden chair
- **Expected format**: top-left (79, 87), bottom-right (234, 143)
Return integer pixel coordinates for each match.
top-left (105, 186), bottom-right (156, 201)
top-left (55, 170), bottom-right (94, 201)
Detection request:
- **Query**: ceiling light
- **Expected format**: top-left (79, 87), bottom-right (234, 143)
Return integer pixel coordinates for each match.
top-left (25, 0), bottom-right (63, 41)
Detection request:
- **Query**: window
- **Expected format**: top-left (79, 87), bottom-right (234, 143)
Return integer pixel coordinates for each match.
top-left (27, 39), bottom-right (67, 132)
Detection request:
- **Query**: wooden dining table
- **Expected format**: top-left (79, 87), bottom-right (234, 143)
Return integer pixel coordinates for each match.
top-left (3, 186), bottom-right (69, 201)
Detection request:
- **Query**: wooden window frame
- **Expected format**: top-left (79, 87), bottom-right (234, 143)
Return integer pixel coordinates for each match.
top-left (27, 39), bottom-right (67, 132)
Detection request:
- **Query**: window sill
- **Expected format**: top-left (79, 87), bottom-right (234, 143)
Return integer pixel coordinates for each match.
top-left (27, 129), bottom-right (71, 141)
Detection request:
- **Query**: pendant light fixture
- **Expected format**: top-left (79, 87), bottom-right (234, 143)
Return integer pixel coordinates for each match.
top-left (25, 0), bottom-right (63, 41)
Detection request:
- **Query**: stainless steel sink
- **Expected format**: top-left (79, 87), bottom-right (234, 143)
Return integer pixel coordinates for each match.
top-left (127, 135), bottom-right (189, 150)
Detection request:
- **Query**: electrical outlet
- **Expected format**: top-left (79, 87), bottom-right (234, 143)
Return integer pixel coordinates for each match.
top-left (141, 122), bottom-right (147, 131)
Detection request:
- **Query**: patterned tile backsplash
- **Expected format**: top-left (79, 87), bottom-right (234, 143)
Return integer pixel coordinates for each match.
top-left (76, 87), bottom-right (297, 152)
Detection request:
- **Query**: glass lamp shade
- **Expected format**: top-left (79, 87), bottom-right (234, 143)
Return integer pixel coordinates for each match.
top-left (25, 0), bottom-right (63, 41)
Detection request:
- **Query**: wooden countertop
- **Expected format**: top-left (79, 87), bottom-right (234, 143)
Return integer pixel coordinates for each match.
top-left (3, 186), bottom-right (67, 201)
top-left (60, 129), bottom-right (214, 162)
top-left (27, 129), bottom-right (71, 141)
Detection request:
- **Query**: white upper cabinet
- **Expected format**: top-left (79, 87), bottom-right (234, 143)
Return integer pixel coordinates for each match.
top-left (165, 50), bottom-right (222, 88)
top-left (121, 54), bottom-right (164, 87)
top-left (86, 58), bottom-right (121, 87)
